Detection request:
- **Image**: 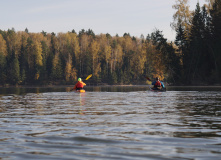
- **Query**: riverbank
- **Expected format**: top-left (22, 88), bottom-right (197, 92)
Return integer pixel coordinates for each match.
top-left (1, 84), bottom-right (221, 88)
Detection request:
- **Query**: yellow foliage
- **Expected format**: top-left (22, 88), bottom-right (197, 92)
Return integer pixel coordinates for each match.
top-left (104, 45), bottom-right (112, 63)
top-left (123, 36), bottom-right (133, 52)
top-left (90, 40), bottom-right (100, 58)
top-left (70, 68), bottom-right (77, 82)
top-left (0, 34), bottom-right (7, 56)
top-left (171, 0), bottom-right (192, 39)
top-left (34, 41), bottom-right (43, 66)
top-left (35, 73), bottom-right (40, 80)
top-left (113, 44), bottom-right (123, 68)
top-left (65, 54), bottom-right (72, 82)
top-left (65, 62), bottom-right (72, 81)
top-left (90, 40), bottom-right (100, 77)
top-left (94, 62), bottom-right (101, 78)
top-left (69, 33), bottom-right (80, 59)
top-left (145, 42), bottom-right (166, 81)
top-left (52, 52), bottom-right (59, 68)
top-left (146, 80), bottom-right (152, 85)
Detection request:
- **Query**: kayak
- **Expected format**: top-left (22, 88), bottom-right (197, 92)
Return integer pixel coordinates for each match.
top-left (76, 89), bottom-right (85, 93)
top-left (150, 87), bottom-right (166, 92)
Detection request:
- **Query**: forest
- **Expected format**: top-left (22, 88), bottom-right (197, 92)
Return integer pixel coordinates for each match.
top-left (0, 0), bottom-right (220, 86)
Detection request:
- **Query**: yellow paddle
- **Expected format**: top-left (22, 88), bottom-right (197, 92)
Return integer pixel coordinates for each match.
top-left (85, 74), bottom-right (92, 80)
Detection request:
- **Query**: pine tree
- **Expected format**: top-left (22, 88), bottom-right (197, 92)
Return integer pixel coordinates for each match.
top-left (185, 3), bottom-right (204, 83)
top-left (9, 54), bottom-right (20, 85)
top-left (51, 53), bottom-right (63, 80)
top-left (210, 0), bottom-right (221, 79)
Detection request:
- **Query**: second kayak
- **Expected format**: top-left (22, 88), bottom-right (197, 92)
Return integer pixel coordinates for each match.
top-left (150, 87), bottom-right (166, 92)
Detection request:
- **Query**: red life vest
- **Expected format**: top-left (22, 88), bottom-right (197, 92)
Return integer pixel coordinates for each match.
top-left (75, 81), bottom-right (84, 89)
top-left (154, 81), bottom-right (161, 88)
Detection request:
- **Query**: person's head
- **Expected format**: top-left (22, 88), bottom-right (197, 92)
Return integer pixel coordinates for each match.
top-left (156, 77), bottom-right (159, 81)
top-left (78, 78), bottom-right (82, 82)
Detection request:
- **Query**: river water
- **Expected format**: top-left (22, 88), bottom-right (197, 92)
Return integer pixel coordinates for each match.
top-left (0, 86), bottom-right (221, 160)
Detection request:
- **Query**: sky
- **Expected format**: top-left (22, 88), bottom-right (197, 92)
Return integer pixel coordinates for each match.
top-left (0, 0), bottom-right (206, 41)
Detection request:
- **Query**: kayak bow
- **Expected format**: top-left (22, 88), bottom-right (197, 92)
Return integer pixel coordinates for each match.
top-left (150, 87), bottom-right (166, 92)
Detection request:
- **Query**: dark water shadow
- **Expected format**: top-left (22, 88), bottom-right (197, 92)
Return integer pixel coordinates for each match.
top-left (1, 85), bottom-right (221, 95)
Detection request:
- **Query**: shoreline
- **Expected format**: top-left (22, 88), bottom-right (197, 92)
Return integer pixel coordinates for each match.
top-left (1, 84), bottom-right (221, 88)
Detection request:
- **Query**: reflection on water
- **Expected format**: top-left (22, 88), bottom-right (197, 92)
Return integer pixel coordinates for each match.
top-left (1, 85), bottom-right (221, 94)
top-left (0, 86), bottom-right (221, 159)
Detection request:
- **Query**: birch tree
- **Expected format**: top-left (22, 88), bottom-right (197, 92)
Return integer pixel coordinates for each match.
top-left (171, 0), bottom-right (193, 39)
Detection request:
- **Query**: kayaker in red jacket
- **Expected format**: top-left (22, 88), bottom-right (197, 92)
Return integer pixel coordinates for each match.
top-left (152, 77), bottom-right (165, 90)
top-left (73, 78), bottom-right (86, 91)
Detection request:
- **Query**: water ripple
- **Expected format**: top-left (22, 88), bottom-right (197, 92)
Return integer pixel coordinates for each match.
top-left (0, 90), bottom-right (221, 159)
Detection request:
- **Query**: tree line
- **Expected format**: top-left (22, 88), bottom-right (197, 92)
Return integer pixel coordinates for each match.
top-left (0, 28), bottom-right (173, 85)
top-left (172, 0), bottom-right (221, 85)
top-left (0, 0), bottom-right (220, 86)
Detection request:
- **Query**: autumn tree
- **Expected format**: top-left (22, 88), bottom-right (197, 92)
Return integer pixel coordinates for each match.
top-left (130, 44), bottom-right (146, 81)
top-left (171, 0), bottom-right (192, 40)
top-left (89, 39), bottom-right (100, 79)
top-left (33, 41), bottom-right (43, 80)
top-left (78, 34), bottom-right (89, 75)
top-left (0, 34), bottom-right (7, 84)
top-left (41, 40), bottom-right (50, 81)
top-left (51, 52), bottom-right (63, 80)
top-left (151, 29), bottom-right (181, 83)
top-left (68, 32), bottom-right (80, 69)
top-left (64, 53), bottom-right (72, 82)
top-left (205, 0), bottom-right (216, 9)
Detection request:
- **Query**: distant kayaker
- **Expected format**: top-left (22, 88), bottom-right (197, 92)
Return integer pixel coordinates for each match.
top-left (73, 78), bottom-right (86, 91)
top-left (152, 77), bottom-right (165, 90)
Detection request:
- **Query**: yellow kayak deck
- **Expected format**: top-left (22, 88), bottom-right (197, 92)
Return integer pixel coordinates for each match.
top-left (76, 89), bottom-right (85, 93)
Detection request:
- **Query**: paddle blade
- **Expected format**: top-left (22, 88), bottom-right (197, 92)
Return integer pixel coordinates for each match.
top-left (85, 74), bottom-right (92, 80)
top-left (145, 76), bottom-right (151, 81)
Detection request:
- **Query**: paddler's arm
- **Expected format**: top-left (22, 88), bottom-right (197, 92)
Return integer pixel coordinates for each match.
top-left (70, 85), bottom-right (76, 91)
top-left (161, 81), bottom-right (165, 88)
top-left (73, 83), bottom-right (77, 90)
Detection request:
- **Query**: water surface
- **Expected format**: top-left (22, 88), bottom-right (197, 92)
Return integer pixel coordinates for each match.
top-left (0, 86), bottom-right (221, 159)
